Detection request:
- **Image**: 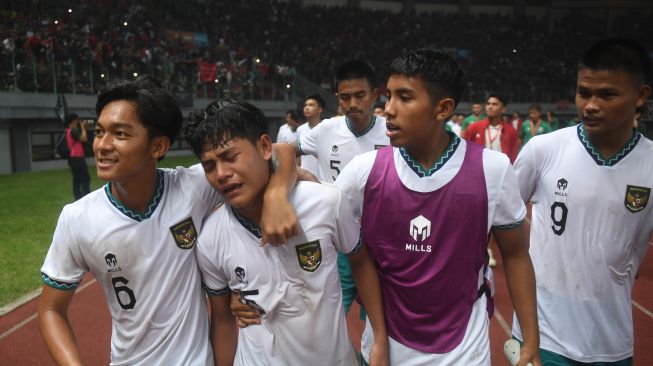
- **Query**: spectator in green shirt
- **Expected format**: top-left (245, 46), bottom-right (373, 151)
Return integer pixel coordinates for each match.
top-left (461, 102), bottom-right (484, 132)
top-left (520, 104), bottom-right (552, 147)
top-left (547, 111), bottom-right (561, 131)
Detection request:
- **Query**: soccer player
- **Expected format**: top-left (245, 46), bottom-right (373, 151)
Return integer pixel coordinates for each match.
top-left (38, 76), bottom-right (300, 366)
top-left (374, 100), bottom-right (386, 117)
top-left (296, 93), bottom-right (325, 176)
top-left (275, 109), bottom-right (301, 144)
top-left (294, 60), bottom-right (389, 314)
top-left (519, 104), bottom-right (552, 147)
top-left (461, 102), bottom-right (484, 132)
top-left (184, 99), bottom-right (388, 366)
top-left (512, 38), bottom-right (653, 365)
top-left (464, 94), bottom-right (520, 163)
top-left (336, 49), bottom-right (540, 365)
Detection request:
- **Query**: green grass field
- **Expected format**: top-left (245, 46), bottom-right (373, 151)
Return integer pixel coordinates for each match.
top-left (0, 155), bottom-right (198, 308)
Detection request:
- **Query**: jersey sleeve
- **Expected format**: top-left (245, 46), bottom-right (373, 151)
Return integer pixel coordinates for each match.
top-left (297, 121), bottom-right (325, 157)
top-left (513, 140), bottom-right (539, 203)
top-left (332, 186), bottom-right (362, 255)
top-left (485, 153), bottom-right (527, 229)
top-left (195, 221), bottom-right (230, 296)
top-left (334, 151), bottom-right (376, 222)
top-left (186, 164), bottom-right (225, 216)
top-left (40, 207), bottom-right (88, 290)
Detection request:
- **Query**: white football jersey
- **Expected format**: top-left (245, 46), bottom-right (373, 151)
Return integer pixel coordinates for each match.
top-left (336, 135), bottom-right (526, 364)
top-left (512, 125), bottom-right (653, 362)
top-left (196, 182), bottom-right (359, 366)
top-left (276, 123), bottom-right (297, 144)
top-left (41, 165), bottom-right (222, 366)
top-left (296, 123), bottom-right (319, 176)
top-left (297, 115), bottom-right (389, 183)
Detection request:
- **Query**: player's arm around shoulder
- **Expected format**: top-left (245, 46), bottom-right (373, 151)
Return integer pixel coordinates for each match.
top-left (38, 285), bottom-right (82, 366)
top-left (261, 143), bottom-right (300, 246)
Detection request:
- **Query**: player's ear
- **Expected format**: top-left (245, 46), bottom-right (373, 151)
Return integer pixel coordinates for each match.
top-left (150, 136), bottom-right (170, 160)
top-left (435, 98), bottom-right (456, 121)
top-left (370, 87), bottom-right (379, 102)
top-left (258, 134), bottom-right (273, 161)
top-left (636, 84), bottom-right (651, 109)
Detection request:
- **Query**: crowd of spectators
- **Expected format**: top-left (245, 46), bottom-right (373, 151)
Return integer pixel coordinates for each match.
top-left (1, 0), bottom-right (651, 103)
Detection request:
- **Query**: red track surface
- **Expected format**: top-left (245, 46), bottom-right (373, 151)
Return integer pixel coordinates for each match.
top-left (2, 238), bottom-right (653, 365)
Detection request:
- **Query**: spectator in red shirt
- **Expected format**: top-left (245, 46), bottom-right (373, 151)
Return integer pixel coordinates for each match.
top-left (464, 94), bottom-right (519, 163)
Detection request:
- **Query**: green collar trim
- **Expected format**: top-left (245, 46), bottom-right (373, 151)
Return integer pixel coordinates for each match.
top-left (232, 206), bottom-right (262, 239)
top-left (577, 124), bottom-right (640, 166)
top-left (345, 115), bottom-right (377, 137)
top-left (105, 170), bottom-right (165, 222)
top-left (400, 131), bottom-right (460, 177)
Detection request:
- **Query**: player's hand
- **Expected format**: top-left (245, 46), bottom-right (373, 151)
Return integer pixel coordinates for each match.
top-left (260, 188), bottom-right (300, 246)
top-left (517, 342), bottom-right (541, 366)
top-left (297, 167), bottom-right (319, 183)
top-left (230, 292), bottom-right (262, 328)
top-left (367, 337), bottom-right (389, 366)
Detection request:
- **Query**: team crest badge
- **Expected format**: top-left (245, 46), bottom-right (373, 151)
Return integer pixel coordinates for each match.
top-left (295, 240), bottom-right (322, 272)
top-left (169, 217), bottom-right (198, 249)
top-left (624, 185), bottom-right (650, 213)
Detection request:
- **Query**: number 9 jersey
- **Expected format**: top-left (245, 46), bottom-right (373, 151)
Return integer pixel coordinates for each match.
top-left (512, 124), bottom-right (653, 363)
top-left (41, 165), bottom-right (222, 366)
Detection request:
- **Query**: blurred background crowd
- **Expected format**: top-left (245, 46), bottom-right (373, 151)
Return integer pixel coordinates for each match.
top-left (2, 0), bottom-right (652, 103)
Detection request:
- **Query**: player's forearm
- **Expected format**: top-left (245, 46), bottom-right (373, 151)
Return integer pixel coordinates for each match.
top-left (349, 246), bottom-right (388, 342)
top-left (38, 309), bottom-right (82, 366)
top-left (261, 143), bottom-right (299, 244)
top-left (211, 314), bottom-right (238, 366)
top-left (503, 252), bottom-right (539, 348)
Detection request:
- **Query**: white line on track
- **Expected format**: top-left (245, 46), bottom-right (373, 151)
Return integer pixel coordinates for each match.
top-left (633, 300), bottom-right (653, 320)
top-left (0, 279), bottom-right (96, 341)
top-left (493, 308), bottom-right (512, 336)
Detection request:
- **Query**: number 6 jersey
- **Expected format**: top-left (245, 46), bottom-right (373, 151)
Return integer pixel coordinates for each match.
top-left (512, 124), bottom-right (653, 362)
top-left (41, 165), bottom-right (222, 366)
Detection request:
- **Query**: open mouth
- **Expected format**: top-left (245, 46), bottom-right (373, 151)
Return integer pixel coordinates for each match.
top-left (221, 183), bottom-right (243, 196)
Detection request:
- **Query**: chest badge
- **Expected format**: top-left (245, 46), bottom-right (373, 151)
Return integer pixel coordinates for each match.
top-left (169, 217), bottom-right (198, 249)
top-left (295, 240), bottom-right (322, 272)
top-left (625, 185), bottom-right (650, 213)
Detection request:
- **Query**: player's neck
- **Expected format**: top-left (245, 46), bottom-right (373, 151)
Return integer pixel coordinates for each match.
top-left (405, 128), bottom-right (451, 171)
top-left (488, 116), bottom-right (502, 126)
top-left (110, 169), bottom-right (159, 214)
top-left (308, 116), bottom-right (320, 128)
top-left (348, 113), bottom-right (374, 134)
top-left (236, 195), bottom-right (265, 227)
top-left (587, 125), bottom-right (635, 160)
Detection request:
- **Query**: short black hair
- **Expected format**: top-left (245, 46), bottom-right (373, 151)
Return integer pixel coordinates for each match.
top-left (286, 109), bottom-right (301, 122)
top-left (487, 94), bottom-right (508, 106)
top-left (96, 75), bottom-right (182, 149)
top-left (579, 38), bottom-right (651, 84)
top-left (184, 99), bottom-right (268, 158)
top-left (389, 49), bottom-right (467, 106)
top-left (528, 104), bottom-right (542, 112)
top-left (304, 93), bottom-right (326, 109)
top-left (65, 113), bottom-right (79, 125)
top-left (373, 100), bottom-right (385, 110)
top-left (336, 60), bottom-right (377, 90)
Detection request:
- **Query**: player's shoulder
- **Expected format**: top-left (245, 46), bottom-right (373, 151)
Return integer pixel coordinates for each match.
top-left (527, 125), bottom-right (577, 150)
top-left (294, 180), bottom-right (339, 200)
top-left (199, 203), bottom-right (229, 233)
top-left (60, 187), bottom-right (107, 216)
